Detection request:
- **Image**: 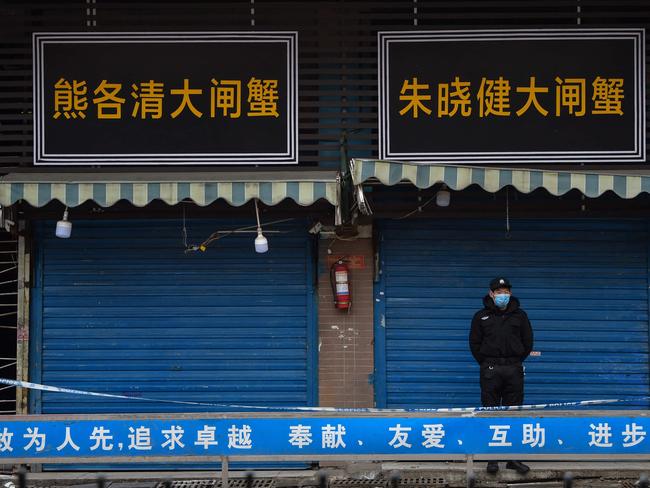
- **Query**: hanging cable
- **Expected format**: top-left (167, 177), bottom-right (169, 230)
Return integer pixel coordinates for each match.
top-left (394, 194), bottom-right (436, 220)
top-left (182, 206), bottom-right (189, 249)
top-left (184, 217), bottom-right (296, 253)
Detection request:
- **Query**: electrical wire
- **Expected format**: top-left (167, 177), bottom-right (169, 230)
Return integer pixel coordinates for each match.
top-left (394, 194), bottom-right (436, 220)
top-left (186, 218), bottom-right (296, 252)
top-left (182, 206), bottom-right (188, 249)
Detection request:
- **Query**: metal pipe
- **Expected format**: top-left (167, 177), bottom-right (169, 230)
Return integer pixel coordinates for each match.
top-left (466, 472), bottom-right (475, 488)
top-left (390, 471), bottom-right (400, 488)
top-left (563, 471), bottom-right (573, 488)
top-left (318, 471), bottom-right (328, 488)
top-left (16, 467), bottom-right (26, 488)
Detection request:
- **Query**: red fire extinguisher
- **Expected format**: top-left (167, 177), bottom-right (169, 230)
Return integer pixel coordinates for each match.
top-left (330, 259), bottom-right (351, 310)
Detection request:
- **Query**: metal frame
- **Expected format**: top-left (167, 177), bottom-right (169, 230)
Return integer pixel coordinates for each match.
top-left (373, 226), bottom-right (387, 407)
top-left (16, 222), bottom-right (29, 414)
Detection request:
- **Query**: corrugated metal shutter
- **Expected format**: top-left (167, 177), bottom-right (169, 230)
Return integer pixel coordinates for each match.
top-left (375, 218), bottom-right (650, 410)
top-left (30, 219), bottom-right (317, 414)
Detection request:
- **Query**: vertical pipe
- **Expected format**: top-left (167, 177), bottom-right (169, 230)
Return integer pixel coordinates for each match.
top-left (390, 471), bottom-right (400, 488)
top-left (563, 472), bottom-right (573, 488)
top-left (16, 229), bottom-right (27, 414)
top-left (465, 454), bottom-right (474, 486)
top-left (221, 456), bottom-right (229, 488)
top-left (466, 472), bottom-right (475, 488)
top-left (16, 468), bottom-right (26, 488)
top-left (318, 471), bottom-right (328, 488)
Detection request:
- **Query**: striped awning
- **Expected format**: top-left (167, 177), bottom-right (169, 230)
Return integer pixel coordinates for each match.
top-left (351, 159), bottom-right (650, 199)
top-left (0, 170), bottom-right (339, 207)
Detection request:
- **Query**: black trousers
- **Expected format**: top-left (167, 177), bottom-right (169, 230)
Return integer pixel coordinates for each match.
top-left (480, 362), bottom-right (524, 407)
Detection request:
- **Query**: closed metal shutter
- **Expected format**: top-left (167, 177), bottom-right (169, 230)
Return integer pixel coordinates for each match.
top-left (375, 219), bottom-right (649, 409)
top-left (30, 219), bottom-right (317, 414)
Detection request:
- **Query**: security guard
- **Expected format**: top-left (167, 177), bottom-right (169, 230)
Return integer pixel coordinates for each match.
top-left (469, 277), bottom-right (534, 475)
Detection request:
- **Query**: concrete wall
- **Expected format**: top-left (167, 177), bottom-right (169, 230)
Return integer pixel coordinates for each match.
top-left (318, 236), bottom-right (374, 407)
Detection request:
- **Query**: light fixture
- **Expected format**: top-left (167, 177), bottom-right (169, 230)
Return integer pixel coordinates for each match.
top-left (436, 185), bottom-right (451, 207)
top-left (55, 207), bottom-right (72, 238)
top-left (254, 199), bottom-right (268, 253)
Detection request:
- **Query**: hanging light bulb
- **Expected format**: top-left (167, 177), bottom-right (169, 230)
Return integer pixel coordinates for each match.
top-left (253, 199), bottom-right (268, 253)
top-left (55, 207), bottom-right (72, 238)
top-left (255, 228), bottom-right (268, 253)
top-left (436, 185), bottom-right (451, 207)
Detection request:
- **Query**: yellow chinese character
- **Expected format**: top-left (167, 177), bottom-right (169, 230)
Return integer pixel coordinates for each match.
top-left (210, 79), bottom-right (241, 118)
top-left (131, 81), bottom-right (165, 119)
top-left (477, 77), bottom-right (511, 117)
top-left (555, 77), bottom-right (586, 116)
top-left (53, 78), bottom-right (88, 119)
top-left (516, 76), bottom-right (549, 116)
top-left (170, 79), bottom-right (203, 118)
top-left (92, 80), bottom-right (125, 119)
top-left (398, 78), bottom-right (432, 118)
top-left (247, 78), bottom-right (279, 117)
top-left (438, 76), bottom-right (471, 117)
top-left (592, 77), bottom-right (624, 115)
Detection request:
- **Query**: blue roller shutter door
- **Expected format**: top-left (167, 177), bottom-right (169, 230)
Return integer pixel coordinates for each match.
top-left (376, 219), bottom-right (649, 410)
top-left (31, 219), bottom-right (317, 414)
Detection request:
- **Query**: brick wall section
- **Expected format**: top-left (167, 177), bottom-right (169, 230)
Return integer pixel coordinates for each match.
top-left (318, 237), bottom-right (374, 407)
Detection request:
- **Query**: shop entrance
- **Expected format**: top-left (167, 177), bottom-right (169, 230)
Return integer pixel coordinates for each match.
top-left (374, 218), bottom-right (650, 410)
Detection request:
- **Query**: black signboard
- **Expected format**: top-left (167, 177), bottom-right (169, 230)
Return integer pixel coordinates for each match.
top-left (34, 32), bottom-right (298, 165)
top-left (379, 29), bottom-right (645, 163)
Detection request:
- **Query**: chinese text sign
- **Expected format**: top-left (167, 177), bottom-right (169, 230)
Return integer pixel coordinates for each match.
top-left (0, 416), bottom-right (648, 461)
top-left (34, 33), bottom-right (298, 165)
top-left (379, 29), bottom-right (645, 163)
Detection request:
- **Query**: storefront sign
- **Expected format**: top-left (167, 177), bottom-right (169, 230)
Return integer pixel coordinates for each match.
top-left (379, 29), bottom-right (645, 163)
top-left (33, 32), bottom-right (298, 165)
top-left (0, 415), bottom-right (648, 460)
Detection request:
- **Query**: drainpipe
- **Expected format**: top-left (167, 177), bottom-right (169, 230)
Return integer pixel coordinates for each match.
top-left (338, 130), bottom-right (351, 226)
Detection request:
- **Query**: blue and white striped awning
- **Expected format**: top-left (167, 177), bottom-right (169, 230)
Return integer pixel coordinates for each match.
top-left (351, 159), bottom-right (650, 199)
top-left (0, 170), bottom-right (339, 208)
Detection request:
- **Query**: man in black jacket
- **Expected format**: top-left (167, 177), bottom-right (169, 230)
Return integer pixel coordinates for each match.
top-left (469, 277), bottom-right (534, 475)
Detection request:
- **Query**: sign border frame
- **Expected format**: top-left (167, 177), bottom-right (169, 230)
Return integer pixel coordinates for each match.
top-left (378, 28), bottom-right (646, 163)
top-left (33, 31), bottom-right (299, 166)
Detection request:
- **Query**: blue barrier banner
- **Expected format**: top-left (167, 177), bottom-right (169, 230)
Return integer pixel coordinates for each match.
top-left (0, 416), bottom-right (648, 460)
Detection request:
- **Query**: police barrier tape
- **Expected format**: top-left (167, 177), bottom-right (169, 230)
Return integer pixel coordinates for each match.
top-left (3, 378), bottom-right (650, 460)
top-left (2, 377), bottom-right (649, 413)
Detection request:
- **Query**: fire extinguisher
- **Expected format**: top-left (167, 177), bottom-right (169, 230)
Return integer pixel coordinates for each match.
top-left (330, 259), bottom-right (351, 310)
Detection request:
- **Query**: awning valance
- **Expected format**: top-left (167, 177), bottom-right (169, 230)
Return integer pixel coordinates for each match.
top-left (351, 159), bottom-right (650, 199)
top-left (0, 170), bottom-right (339, 208)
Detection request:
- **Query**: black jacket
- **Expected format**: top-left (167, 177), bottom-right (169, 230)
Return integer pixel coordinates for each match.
top-left (469, 295), bottom-right (533, 364)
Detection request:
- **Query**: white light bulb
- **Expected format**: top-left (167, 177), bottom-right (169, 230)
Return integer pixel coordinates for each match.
top-left (55, 209), bottom-right (72, 238)
top-left (254, 229), bottom-right (268, 253)
top-left (436, 189), bottom-right (451, 207)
